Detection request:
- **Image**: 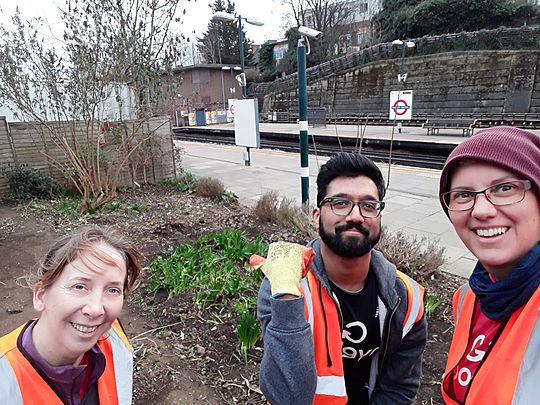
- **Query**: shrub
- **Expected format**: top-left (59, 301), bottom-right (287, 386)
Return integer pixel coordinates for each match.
top-left (258, 191), bottom-right (281, 219)
top-left (2, 165), bottom-right (60, 201)
top-left (221, 190), bottom-right (238, 204)
top-left (254, 191), bottom-right (280, 223)
top-left (377, 228), bottom-right (446, 281)
top-left (254, 191), bottom-right (315, 237)
top-left (195, 176), bottom-right (225, 200)
top-left (176, 172), bottom-right (197, 193)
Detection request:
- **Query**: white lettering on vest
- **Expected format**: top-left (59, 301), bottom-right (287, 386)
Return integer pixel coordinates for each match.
top-left (466, 335), bottom-right (486, 362)
top-left (458, 334), bottom-right (487, 387)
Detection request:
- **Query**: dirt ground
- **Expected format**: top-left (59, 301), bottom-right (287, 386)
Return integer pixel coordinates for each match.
top-left (0, 185), bottom-right (464, 404)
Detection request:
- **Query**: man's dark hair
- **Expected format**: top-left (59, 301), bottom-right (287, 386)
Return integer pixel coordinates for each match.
top-left (316, 152), bottom-right (386, 205)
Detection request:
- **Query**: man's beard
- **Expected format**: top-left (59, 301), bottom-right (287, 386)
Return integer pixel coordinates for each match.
top-left (319, 219), bottom-right (380, 258)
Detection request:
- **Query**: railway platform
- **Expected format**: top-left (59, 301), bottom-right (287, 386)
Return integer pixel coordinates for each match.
top-left (177, 129), bottom-right (481, 279)
top-left (180, 121), bottom-right (540, 143)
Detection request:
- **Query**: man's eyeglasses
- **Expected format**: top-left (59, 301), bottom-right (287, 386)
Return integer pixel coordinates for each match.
top-left (319, 197), bottom-right (385, 218)
top-left (441, 179), bottom-right (532, 212)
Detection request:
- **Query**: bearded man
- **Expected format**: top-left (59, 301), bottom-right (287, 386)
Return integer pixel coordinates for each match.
top-left (256, 152), bottom-right (427, 405)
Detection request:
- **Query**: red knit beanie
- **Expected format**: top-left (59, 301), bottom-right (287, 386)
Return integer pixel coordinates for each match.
top-left (439, 126), bottom-right (540, 215)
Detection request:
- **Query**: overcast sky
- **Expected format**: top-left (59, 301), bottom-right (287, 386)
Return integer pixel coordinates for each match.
top-left (1, 0), bottom-right (292, 44)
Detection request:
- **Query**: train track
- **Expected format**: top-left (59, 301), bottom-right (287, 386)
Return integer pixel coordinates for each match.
top-left (173, 128), bottom-right (452, 170)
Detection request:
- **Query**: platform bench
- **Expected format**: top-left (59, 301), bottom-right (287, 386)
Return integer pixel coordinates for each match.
top-left (423, 118), bottom-right (478, 136)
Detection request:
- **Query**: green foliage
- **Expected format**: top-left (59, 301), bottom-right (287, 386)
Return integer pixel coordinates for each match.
top-left (101, 201), bottom-right (122, 213)
top-left (279, 27), bottom-right (330, 74)
top-left (2, 165), bottom-right (60, 201)
top-left (54, 199), bottom-right (79, 216)
top-left (259, 41), bottom-right (279, 81)
top-left (221, 190), bottom-right (238, 204)
top-left (425, 293), bottom-right (443, 317)
top-left (197, 0), bottom-right (253, 65)
top-left (375, 0), bottom-right (537, 42)
top-left (156, 177), bottom-right (179, 187)
top-left (148, 228), bottom-right (267, 305)
top-left (131, 202), bottom-right (148, 212)
top-left (176, 172), bottom-right (197, 193)
top-left (148, 228), bottom-right (267, 357)
top-left (236, 311), bottom-right (261, 363)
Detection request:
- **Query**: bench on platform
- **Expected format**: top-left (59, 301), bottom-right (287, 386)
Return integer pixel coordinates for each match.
top-left (423, 118), bottom-right (478, 136)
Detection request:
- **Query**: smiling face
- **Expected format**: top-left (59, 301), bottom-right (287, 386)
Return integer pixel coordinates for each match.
top-left (32, 241), bottom-right (127, 366)
top-left (313, 175), bottom-right (382, 258)
top-left (448, 162), bottom-right (540, 280)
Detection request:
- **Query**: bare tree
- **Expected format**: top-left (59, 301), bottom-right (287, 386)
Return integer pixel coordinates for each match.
top-left (282, 0), bottom-right (354, 31)
top-left (0, 0), bottom-right (186, 210)
top-left (280, 0), bottom-right (357, 63)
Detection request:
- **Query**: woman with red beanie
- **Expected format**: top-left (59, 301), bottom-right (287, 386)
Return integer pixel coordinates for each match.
top-left (438, 126), bottom-right (540, 404)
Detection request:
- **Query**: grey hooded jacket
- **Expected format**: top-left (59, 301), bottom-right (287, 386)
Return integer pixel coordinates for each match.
top-left (257, 238), bottom-right (427, 405)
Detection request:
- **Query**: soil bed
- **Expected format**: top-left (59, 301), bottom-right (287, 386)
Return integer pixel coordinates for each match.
top-left (0, 184), bottom-right (464, 404)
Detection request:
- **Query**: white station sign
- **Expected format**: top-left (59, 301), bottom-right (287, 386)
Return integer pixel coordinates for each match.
top-left (389, 90), bottom-right (413, 120)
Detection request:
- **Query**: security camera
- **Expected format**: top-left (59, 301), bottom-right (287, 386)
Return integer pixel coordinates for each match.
top-left (298, 26), bottom-right (323, 39)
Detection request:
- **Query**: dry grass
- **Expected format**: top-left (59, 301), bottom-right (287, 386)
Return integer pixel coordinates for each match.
top-left (254, 191), bottom-right (315, 237)
top-left (378, 227), bottom-right (446, 281)
top-left (195, 176), bottom-right (226, 201)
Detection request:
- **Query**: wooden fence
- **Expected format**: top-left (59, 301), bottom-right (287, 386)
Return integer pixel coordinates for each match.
top-left (0, 116), bottom-right (176, 198)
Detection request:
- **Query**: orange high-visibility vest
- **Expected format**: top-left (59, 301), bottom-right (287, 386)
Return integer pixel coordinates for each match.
top-left (299, 269), bottom-right (425, 404)
top-left (442, 285), bottom-right (540, 404)
top-left (0, 319), bottom-right (133, 405)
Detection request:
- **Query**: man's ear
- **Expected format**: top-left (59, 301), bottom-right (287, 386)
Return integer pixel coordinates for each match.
top-left (33, 282), bottom-right (46, 313)
top-left (312, 207), bottom-right (320, 232)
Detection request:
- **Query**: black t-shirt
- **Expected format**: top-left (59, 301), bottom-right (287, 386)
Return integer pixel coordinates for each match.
top-left (329, 270), bottom-right (381, 405)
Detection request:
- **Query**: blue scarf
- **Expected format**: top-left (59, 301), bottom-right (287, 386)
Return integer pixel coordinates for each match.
top-left (469, 243), bottom-right (540, 320)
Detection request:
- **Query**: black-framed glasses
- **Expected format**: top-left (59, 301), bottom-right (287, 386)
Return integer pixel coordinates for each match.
top-left (319, 197), bottom-right (385, 218)
top-left (441, 179), bottom-right (532, 212)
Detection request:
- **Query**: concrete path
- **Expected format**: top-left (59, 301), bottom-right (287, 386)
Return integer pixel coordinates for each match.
top-left (177, 133), bottom-right (477, 279)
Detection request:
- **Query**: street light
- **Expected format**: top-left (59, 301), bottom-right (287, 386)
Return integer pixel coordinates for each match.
top-left (392, 39), bottom-right (415, 83)
top-left (297, 26), bottom-right (323, 205)
top-left (391, 39), bottom-right (415, 134)
top-left (212, 11), bottom-right (264, 99)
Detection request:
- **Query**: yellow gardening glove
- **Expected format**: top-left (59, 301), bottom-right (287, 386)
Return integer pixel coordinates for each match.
top-left (250, 242), bottom-right (315, 298)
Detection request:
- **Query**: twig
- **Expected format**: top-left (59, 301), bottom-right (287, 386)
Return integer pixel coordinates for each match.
top-left (240, 374), bottom-right (263, 395)
top-left (131, 320), bottom-right (183, 340)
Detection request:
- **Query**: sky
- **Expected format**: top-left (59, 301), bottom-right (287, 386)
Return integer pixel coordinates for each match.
top-left (0, 0), bottom-right (292, 44)
top-left (0, 0), bottom-right (292, 119)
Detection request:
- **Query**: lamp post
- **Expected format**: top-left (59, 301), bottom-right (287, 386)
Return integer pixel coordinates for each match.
top-left (392, 39), bottom-right (415, 83)
top-left (212, 12), bottom-right (263, 167)
top-left (297, 26), bottom-right (322, 205)
top-left (391, 39), bottom-right (415, 134)
top-left (298, 37), bottom-right (309, 205)
top-left (212, 11), bottom-right (264, 99)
